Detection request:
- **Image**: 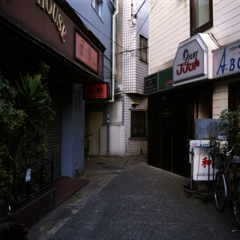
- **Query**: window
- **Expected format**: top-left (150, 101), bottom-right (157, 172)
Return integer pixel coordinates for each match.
top-left (131, 111), bottom-right (146, 137)
top-left (139, 35), bottom-right (148, 63)
top-left (190, 0), bottom-right (213, 36)
top-left (92, 0), bottom-right (103, 18)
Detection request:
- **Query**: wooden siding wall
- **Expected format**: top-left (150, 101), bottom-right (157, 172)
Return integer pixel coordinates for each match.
top-left (149, 0), bottom-right (240, 74)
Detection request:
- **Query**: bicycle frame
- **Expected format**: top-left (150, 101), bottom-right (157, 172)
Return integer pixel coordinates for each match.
top-left (214, 143), bottom-right (240, 230)
top-left (221, 158), bottom-right (238, 203)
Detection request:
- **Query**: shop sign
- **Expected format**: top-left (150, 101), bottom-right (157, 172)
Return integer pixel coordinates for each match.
top-left (173, 39), bottom-right (205, 83)
top-left (36, 0), bottom-right (67, 42)
top-left (144, 73), bottom-right (158, 94)
top-left (158, 67), bottom-right (173, 90)
top-left (83, 83), bottom-right (108, 99)
top-left (144, 68), bottom-right (173, 94)
top-left (75, 31), bottom-right (98, 73)
top-left (213, 40), bottom-right (240, 78)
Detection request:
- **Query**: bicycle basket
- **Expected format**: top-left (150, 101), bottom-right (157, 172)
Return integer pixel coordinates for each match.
top-left (210, 148), bottom-right (226, 169)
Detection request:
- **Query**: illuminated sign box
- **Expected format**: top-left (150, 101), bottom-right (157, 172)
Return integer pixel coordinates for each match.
top-left (173, 33), bottom-right (218, 86)
top-left (213, 39), bottom-right (240, 78)
top-left (83, 83), bottom-right (108, 100)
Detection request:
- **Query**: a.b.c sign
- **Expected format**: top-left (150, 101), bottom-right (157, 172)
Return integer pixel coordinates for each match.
top-left (83, 83), bottom-right (108, 100)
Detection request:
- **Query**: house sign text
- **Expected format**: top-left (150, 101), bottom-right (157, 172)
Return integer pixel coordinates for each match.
top-left (36, 0), bottom-right (67, 42)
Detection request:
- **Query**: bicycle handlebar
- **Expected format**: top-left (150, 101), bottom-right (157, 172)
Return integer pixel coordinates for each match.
top-left (226, 143), bottom-right (240, 156)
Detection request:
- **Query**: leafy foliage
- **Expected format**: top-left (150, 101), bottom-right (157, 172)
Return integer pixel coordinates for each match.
top-left (211, 108), bottom-right (240, 184)
top-left (217, 108), bottom-right (240, 146)
top-left (0, 62), bottom-right (55, 202)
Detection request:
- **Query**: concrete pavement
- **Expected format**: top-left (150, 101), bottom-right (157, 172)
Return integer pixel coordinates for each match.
top-left (28, 155), bottom-right (132, 240)
top-left (29, 155), bottom-right (240, 240)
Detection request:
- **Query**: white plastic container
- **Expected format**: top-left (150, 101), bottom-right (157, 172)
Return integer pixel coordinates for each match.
top-left (192, 146), bottom-right (215, 181)
top-left (189, 140), bottom-right (210, 163)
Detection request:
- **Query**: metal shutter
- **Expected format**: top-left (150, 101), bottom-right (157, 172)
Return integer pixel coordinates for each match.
top-left (47, 85), bottom-right (62, 180)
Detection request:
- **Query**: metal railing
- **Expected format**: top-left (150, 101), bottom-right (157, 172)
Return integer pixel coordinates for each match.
top-left (11, 153), bottom-right (54, 210)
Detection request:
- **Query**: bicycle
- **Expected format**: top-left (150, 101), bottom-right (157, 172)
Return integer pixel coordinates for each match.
top-left (212, 143), bottom-right (240, 227)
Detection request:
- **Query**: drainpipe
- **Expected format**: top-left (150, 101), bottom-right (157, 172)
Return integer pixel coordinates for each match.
top-left (107, 103), bottom-right (110, 157)
top-left (106, 0), bottom-right (118, 157)
top-left (108, 0), bottom-right (118, 103)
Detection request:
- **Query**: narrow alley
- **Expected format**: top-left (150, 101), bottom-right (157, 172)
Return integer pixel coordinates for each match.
top-left (29, 155), bottom-right (240, 240)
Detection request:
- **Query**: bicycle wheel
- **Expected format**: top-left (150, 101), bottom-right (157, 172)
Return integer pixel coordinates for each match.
top-left (234, 177), bottom-right (240, 226)
top-left (214, 172), bottom-right (227, 212)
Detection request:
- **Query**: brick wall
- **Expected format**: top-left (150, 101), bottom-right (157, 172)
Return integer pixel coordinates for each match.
top-left (14, 188), bottom-right (55, 229)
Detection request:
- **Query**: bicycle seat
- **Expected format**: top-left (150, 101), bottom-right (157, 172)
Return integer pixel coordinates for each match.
top-left (230, 156), bottom-right (240, 165)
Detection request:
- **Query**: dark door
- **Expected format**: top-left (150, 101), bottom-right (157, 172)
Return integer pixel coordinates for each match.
top-left (229, 82), bottom-right (240, 111)
top-left (159, 90), bottom-right (190, 177)
top-left (160, 94), bottom-right (172, 172)
top-left (148, 95), bottom-right (161, 167)
top-left (172, 90), bottom-right (189, 177)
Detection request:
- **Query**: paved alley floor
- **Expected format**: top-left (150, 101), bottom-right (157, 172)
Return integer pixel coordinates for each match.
top-left (30, 155), bottom-right (240, 240)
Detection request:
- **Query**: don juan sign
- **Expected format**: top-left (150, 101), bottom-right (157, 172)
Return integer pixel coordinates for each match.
top-left (36, 0), bottom-right (67, 42)
top-left (173, 38), bottom-right (205, 83)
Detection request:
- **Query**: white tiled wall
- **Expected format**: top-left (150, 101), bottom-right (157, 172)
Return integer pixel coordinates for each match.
top-left (122, 0), bottom-right (149, 155)
top-left (123, 94), bottom-right (148, 156)
top-left (122, 0), bottom-right (149, 94)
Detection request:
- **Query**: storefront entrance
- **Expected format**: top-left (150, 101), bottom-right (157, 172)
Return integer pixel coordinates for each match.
top-left (148, 89), bottom-right (189, 178)
top-left (148, 84), bottom-right (213, 178)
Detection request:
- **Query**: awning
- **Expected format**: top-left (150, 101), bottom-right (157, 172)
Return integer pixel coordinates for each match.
top-left (0, 17), bottom-right (103, 84)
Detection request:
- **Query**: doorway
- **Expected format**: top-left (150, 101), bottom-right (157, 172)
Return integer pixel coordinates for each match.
top-left (86, 112), bottom-right (103, 156)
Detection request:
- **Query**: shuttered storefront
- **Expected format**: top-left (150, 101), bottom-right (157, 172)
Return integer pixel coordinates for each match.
top-left (47, 85), bottom-right (62, 180)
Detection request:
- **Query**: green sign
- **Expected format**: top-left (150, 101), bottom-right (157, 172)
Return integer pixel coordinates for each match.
top-left (158, 67), bottom-right (173, 90)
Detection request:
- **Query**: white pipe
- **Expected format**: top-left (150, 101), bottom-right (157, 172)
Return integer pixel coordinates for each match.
top-left (108, 0), bottom-right (118, 102)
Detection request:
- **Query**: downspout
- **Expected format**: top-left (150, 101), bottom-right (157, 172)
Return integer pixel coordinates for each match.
top-left (106, 0), bottom-right (118, 157)
top-left (108, 0), bottom-right (118, 103)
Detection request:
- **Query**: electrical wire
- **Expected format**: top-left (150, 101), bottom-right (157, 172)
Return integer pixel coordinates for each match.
top-left (134, 0), bottom-right (147, 18)
top-left (70, 6), bottom-right (127, 52)
top-left (127, 0), bottom-right (158, 51)
top-left (70, 2), bottom-right (154, 60)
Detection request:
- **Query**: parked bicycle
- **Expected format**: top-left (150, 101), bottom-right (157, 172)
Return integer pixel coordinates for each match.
top-left (212, 143), bottom-right (240, 227)
top-left (0, 198), bottom-right (29, 240)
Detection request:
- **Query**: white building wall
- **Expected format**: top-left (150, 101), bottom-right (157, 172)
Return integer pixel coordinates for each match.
top-left (123, 0), bottom-right (149, 94)
top-left (122, 0), bottom-right (137, 93)
top-left (207, 0), bottom-right (240, 46)
top-left (122, 0), bottom-right (149, 155)
top-left (212, 81), bottom-right (228, 119)
top-left (149, 0), bottom-right (240, 119)
top-left (149, 0), bottom-right (240, 74)
top-left (149, 0), bottom-right (190, 74)
top-left (124, 94), bottom-right (148, 156)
